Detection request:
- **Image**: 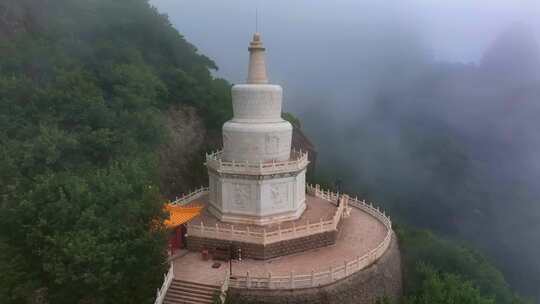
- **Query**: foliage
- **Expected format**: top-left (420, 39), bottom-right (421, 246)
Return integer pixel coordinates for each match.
top-left (282, 112), bottom-right (301, 129)
top-left (405, 264), bottom-right (494, 304)
top-left (0, 0), bottom-right (232, 303)
top-left (374, 296), bottom-right (393, 304)
top-left (397, 226), bottom-right (530, 304)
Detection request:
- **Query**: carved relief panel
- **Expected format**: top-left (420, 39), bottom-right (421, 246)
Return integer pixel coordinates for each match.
top-left (217, 176), bottom-right (224, 209)
top-left (209, 174), bottom-right (216, 204)
top-left (270, 182), bottom-right (288, 210)
top-left (231, 183), bottom-right (251, 211)
top-left (297, 173), bottom-right (305, 203)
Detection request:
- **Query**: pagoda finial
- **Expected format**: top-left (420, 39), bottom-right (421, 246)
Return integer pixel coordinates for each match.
top-left (247, 32), bottom-right (269, 84)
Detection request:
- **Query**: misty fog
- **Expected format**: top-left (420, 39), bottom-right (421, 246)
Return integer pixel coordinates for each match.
top-left (150, 0), bottom-right (540, 301)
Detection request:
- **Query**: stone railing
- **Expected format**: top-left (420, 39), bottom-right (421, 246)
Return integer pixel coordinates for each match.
top-left (306, 184), bottom-right (339, 201)
top-left (187, 191), bottom-right (345, 246)
top-left (219, 268), bottom-right (231, 303)
top-left (228, 186), bottom-right (393, 290)
top-left (205, 148), bottom-right (309, 176)
top-left (170, 186), bottom-right (209, 206)
top-left (171, 184), bottom-right (393, 290)
top-left (154, 262), bottom-right (174, 304)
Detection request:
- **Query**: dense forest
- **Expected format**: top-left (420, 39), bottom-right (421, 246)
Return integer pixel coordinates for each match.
top-left (0, 0), bottom-right (535, 303)
top-left (0, 0), bottom-right (230, 303)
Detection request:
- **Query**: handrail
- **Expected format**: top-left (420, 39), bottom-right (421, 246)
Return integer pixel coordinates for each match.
top-left (186, 189), bottom-right (345, 245)
top-left (228, 184), bottom-right (393, 290)
top-left (154, 262), bottom-right (174, 304)
top-left (219, 268), bottom-right (231, 303)
top-left (170, 186), bottom-right (209, 206)
top-left (205, 149), bottom-right (309, 176)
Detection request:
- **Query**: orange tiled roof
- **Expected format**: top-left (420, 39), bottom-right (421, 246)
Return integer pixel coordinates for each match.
top-left (163, 203), bottom-right (203, 229)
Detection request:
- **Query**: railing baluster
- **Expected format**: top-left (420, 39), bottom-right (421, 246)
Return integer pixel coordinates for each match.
top-left (290, 271), bottom-right (294, 288)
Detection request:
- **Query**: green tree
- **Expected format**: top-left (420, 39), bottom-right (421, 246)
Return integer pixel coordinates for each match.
top-left (406, 264), bottom-right (494, 304)
top-left (0, 0), bottom-right (232, 303)
top-left (397, 226), bottom-right (529, 304)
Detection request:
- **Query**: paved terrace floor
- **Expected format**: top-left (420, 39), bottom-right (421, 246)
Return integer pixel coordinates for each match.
top-left (188, 194), bottom-right (337, 232)
top-left (173, 195), bottom-right (388, 286)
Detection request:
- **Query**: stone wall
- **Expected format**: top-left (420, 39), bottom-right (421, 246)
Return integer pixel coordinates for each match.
top-left (227, 233), bottom-right (402, 304)
top-left (187, 229), bottom-right (337, 260)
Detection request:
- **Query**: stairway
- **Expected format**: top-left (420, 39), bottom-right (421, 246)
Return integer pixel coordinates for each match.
top-left (163, 279), bottom-right (220, 304)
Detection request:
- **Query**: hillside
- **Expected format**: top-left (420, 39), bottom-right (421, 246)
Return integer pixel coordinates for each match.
top-left (0, 0), bottom-right (230, 303)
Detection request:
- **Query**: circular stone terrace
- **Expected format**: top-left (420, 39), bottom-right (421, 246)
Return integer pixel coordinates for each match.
top-left (189, 193), bottom-right (337, 234)
top-left (171, 186), bottom-right (391, 289)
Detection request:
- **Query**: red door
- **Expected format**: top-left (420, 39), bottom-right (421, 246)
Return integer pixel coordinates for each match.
top-left (168, 225), bottom-right (188, 255)
top-left (169, 226), bottom-right (180, 254)
top-left (180, 225), bottom-right (187, 249)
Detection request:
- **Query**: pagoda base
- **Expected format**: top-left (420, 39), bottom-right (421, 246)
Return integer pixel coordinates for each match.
top-left (208, 168), bottom-right (307, 226)
top-left (207, 202), bottom-right (306, 226)
top-left (186, 193), bottom-right (340, 260)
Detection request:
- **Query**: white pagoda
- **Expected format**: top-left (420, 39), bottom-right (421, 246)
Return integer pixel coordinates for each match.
top-left (156, 33), bottom-right (399, 304)
top-left (206, 33), bottom-right (309, 225)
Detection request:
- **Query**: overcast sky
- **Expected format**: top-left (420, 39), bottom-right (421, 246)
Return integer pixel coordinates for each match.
top-left (150, 0), bottom-right (540, 84)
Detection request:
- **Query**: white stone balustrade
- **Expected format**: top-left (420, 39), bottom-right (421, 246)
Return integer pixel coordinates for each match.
top-left (154, 262), bottom-right (174, 304)
top-left (187, 190), bottom-right (345, 245)
top-left (205, 149), bottom-right (309, 176)
top-left (229, 231), bottom-right (391, 289)
top-left (228, 185), bottom-right (393, 290)
top-left (170, 186), bottom-right (209, 206)
top-left (219, 268), bottom-right (231, 303)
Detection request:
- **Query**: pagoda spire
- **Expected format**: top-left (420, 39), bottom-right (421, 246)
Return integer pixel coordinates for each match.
top-left (247, 33), bottom-right (269, 84)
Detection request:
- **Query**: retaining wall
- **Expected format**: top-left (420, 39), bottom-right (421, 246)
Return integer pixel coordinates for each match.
top-left (187, 228), bottom-right (338, 260)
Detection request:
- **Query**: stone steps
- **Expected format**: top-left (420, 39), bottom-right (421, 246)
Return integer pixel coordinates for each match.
top-left (164, 279), bottom-right (219, 304)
